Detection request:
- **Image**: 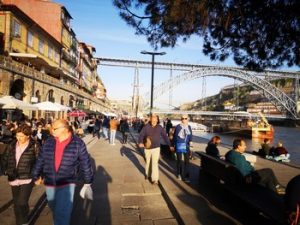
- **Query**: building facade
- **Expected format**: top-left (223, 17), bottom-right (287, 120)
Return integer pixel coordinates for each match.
top-left (0, 0), bottom-right (109, 119)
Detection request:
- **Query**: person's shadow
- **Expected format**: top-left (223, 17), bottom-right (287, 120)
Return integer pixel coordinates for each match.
top-left (120, 145), bottom-right (145, 176)
top-left (71, 156), bottom-right (112, 225)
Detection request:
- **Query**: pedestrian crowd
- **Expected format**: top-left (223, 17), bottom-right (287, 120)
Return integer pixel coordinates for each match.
top-left (0, 116), bottom-right (95, 225)
top-left (0, 113), bottom-right (299, 225)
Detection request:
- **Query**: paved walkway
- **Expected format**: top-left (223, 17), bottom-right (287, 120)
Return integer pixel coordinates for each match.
top-left (130, 131), bottom-right (300, 225)
top-left (2, 130), bottom-right (300, 225)
top-left (35, 132), bottom-right (177, 225)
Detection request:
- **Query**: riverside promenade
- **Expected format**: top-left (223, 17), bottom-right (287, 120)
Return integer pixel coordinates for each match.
top-left (1, 130), bottom-right (300, 225)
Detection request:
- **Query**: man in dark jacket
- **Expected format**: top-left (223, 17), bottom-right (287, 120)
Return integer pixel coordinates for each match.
top-left (33, 119), bottom-right (93, 225)
top-left (138, 114), bottom-right (173, 184)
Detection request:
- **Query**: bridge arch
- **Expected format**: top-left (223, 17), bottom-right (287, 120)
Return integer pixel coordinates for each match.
top-left (143, 67), bottom-right (298, 119)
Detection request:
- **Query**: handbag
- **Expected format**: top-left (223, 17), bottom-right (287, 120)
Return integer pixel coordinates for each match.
top-left (176, 142), bottom-right (187, 153)
top-left (143, 127), bottom-right (154, 149)
top-left (143, 136), bottom-right (152, 149)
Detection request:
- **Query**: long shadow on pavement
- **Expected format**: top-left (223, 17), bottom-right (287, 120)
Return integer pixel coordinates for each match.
top-left (120, 145), bottom-right (145, 177)
top-left (159, 152), bottom-right (281, 225)
top-left (71, 156), bottom-right (112, 225)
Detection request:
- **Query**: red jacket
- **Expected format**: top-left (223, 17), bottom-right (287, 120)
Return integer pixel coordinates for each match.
top-left (274, 146), bottom-right (288, 156)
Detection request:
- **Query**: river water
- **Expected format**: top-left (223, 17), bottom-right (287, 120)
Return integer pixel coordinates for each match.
top-left (194, 126), bottom-right (300, 166)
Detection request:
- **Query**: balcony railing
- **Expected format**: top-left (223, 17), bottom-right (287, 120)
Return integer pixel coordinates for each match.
top-left (0, 55), bottom-right (107, 108)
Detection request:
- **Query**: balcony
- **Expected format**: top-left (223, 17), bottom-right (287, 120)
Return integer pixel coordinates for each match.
top-left (0, 55), bottom-right (107, 108)
top-left (62, 49), bottom-right (77, 65)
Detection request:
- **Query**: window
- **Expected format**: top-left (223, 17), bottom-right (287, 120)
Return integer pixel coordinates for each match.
top-left (47, 90), bottom-right (54, 102)
top-left (12, 20), bottom-right (21, 37)
top-left (27, 31), bottom-right (33, 47)
top-left (38, 39), bottom-right (44, 53)
top-left (48, 45), bottom-right (53, 59)
top-left (55, 51), bottom-right (60, 63)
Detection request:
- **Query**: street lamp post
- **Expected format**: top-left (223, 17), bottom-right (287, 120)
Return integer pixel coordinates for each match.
top-left (140, 50), bottom-right (166, 115)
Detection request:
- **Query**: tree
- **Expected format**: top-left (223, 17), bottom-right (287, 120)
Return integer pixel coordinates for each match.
top-left (113, 0), bottom-right (300, 70)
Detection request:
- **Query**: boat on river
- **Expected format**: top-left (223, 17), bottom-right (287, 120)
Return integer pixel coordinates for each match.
top-left (212, 112), bottom-right (274, 139)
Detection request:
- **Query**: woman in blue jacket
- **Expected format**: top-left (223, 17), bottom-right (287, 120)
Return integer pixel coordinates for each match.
top-left (173, 115), bottom-right (193, 182)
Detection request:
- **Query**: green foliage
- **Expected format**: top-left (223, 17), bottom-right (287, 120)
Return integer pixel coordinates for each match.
top-left (114, 0), bottom-right (300, 70)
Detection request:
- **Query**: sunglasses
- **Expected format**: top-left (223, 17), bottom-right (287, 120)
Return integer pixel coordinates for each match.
top-left (181, 118), bottom-right (188, 120)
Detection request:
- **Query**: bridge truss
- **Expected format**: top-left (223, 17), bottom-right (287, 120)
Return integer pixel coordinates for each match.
top-left (98, 58), bottom-right (300, 119)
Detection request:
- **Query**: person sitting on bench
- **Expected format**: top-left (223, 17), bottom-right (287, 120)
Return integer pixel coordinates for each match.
top-left (267, 141), bottom-right (290, 162)
top-left (225, 138), bottom-right (284, 194)
top-left (205, 136), bottom-right (221, 158)
top-left (257, 138), bottom-right (271, 157)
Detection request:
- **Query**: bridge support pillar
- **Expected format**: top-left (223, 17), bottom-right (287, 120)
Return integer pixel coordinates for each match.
top-left (296, 76), bottom-right (300, 116)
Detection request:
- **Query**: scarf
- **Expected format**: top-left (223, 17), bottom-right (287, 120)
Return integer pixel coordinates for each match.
top-left (178, 123), bottom-right (191, 139)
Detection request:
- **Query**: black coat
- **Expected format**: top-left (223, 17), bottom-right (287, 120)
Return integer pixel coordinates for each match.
top-left (32, 129), bottom-right (50, 146)
top-left (1, 139), bottom-right (37, 181)
top-left (205, 141), bottom-right (220, 158)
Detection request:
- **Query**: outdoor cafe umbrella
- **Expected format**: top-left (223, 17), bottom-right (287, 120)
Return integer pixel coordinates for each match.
top-left (54, 103), bottom-right (71, 111)
top-left (102, 112), bottom-right (117, 117)
top-left (34, 101), bottom-right (62, 111)
top-left (0, 95), bottom-right (38, 110)
top-left (68, 110), bottom-right (86, 117)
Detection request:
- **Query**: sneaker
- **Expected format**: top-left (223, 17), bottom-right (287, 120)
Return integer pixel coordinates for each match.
top-left (177, 175), bottom-right (182, 180)
top-left (152, 181), bottom-right (158, 185)
top-left (183, 179), bottom-right (190, 183)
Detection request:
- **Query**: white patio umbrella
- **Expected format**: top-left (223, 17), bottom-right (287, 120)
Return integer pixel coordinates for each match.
top-left (107, 112), bottom-right (117, 117)
top-left (53, 102), bottom-right (71, 111)
top-left (0, 95), bottom-right (38, 110)
top-left (34, 101), bottom-right (62, 111)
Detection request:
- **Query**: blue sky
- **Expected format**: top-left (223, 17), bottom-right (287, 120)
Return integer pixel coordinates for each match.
top-left (55, 0), bottom-right (262, 108)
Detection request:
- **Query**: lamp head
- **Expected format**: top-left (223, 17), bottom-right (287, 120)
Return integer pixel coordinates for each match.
top-left (140, 51), bottom-right (166, 56)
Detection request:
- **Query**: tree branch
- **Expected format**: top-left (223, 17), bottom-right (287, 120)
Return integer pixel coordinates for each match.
top-left (120, 0), bottom-right (152, 19)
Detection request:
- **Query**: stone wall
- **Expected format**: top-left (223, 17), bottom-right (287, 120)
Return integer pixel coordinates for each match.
top-left (0, 67), bottom-right (110, 119)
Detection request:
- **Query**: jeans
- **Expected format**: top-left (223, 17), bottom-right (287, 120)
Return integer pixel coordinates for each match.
top-left (252, 168), bottom-right (279, 192)
top-left (176, 152), bottom-right (190, 179)
top-left (46, 184), bottom-right (76, 225)
top-left (103, 127), bottom-right (108, 139)
top-left (11, 182), bottom-right (34, 225)
top-left (122, 131), bottom-right (128, 143)
top-left (110, 130), bottom-right (116, 144)
top-left (93, 128), bottom-right (100, 139)
top-left (144, 147), bottom-right (160, 182)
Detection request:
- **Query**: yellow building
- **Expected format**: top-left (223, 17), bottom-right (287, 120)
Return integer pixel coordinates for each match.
top-left (78, 42), bottom-right (97, 93)
top-left (61, 27), bottom-right (79, 85)
top-left (0, 1), bottom-right (110, 117)
top-left (0, 5), bottom-right (62, 78)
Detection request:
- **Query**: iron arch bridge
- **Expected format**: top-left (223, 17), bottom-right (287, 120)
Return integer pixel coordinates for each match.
top-left (97, 57), bottom-right (299, 119)
top-left (143, 67), bottom-right (298, 119)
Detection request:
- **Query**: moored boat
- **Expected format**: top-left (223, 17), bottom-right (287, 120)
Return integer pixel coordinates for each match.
top-left (211, 112), bottom-right (274, 139)
top-left (250, 112), bottom-right (274, 139)
top-left (251, 125), bottom-right (274, 139)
